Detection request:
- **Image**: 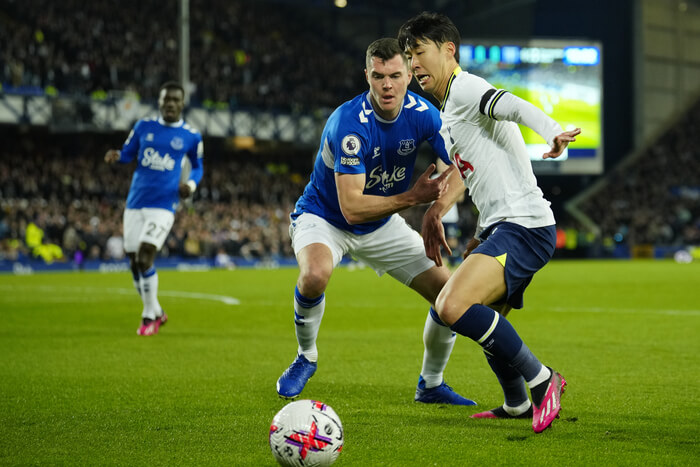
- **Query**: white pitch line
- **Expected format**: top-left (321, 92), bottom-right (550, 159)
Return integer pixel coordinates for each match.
top-left (0, 285), bottom-right (240, 306)
top-left (539, 306), bottom-right (700, 317)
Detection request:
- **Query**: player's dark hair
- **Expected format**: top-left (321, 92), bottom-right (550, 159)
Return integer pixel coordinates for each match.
top-left (398, 12), bottom-right (461, 62)
top-left (365, 38), bottom-right (407, 69)
top-left (159, 81), bottom-right (185, 97)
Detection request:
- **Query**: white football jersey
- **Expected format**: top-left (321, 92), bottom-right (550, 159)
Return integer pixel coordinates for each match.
top-left (439, 67), bottom-right (561, 235)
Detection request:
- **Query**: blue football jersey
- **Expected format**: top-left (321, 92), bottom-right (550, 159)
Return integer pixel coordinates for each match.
top-left (292, 91), bottom-right (450, 234)
top-left (118, 117), bottom-right (204, 212)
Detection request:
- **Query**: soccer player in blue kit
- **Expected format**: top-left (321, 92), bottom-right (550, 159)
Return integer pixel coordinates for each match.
top-left (276, 38), bottom-right (475, 406)
top-left (105, 81), bottom-right (203, 336)
top-left (399, 12), bottom-right (581, 432)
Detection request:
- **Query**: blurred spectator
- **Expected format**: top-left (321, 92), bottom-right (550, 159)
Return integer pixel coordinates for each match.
top-left (214, 247), bottom-right (235, 269)
top-left (105, 231), bottom-right (125, 260)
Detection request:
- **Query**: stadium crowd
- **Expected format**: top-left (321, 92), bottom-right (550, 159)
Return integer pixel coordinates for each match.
top-left (0, 131), bottom-right (480, 266)
top-left (2, 106), bottom-right (698, 265)
top-left (0, 0), bottom-right (364, 112)
top-left (1, 0), bottom-right (698, 263)
top-left (577, 99), bottom-right (700, 249)
top-left (0, 134), bottom-right (309, 264)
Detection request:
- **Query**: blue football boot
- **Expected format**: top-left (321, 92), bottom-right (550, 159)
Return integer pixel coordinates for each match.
top-left (276, 354), bottom-right (317, 399)
top-left (415, 376), bottom-right (477, 406)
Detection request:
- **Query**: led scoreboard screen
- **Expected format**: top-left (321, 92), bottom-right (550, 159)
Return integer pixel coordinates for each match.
top-left (460, 39), bottom-right (603, 174)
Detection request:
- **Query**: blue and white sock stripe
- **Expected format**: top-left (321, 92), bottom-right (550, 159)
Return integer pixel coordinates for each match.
top-left (294, 286), bottom-right (324, 308)
top-left (142, 266), bottom-right (157, 278)
top-left (429, 307), bottom-right (447, 327)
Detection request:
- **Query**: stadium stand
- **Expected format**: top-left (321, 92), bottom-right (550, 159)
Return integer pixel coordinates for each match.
top-left (1, 0), bottom-right (698, 267)
top-left (0, 0), bottom-right (364, 111)
top-left (0, 129), bottom-right (305, 265)
top-left (568, 97), bottom-right (700, 257)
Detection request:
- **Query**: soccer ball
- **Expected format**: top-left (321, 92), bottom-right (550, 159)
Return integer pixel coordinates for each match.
top-left (269, 400), bottom-right (344, 467)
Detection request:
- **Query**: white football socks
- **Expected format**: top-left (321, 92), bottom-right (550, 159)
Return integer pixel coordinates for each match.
top-left (503, 399), bottom-right (532, 416)
top-left (420, 311), bottom-right (456, 388)
top-left (294, 294), bottom-right (325, 363)
top-left (527, 365), bottom-right (551, 388)
top-left (140, 269), bottom-right (161, 320)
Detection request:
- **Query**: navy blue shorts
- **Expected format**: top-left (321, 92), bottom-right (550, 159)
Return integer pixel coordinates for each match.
top-left (472, 222), bottom-right (556, 309)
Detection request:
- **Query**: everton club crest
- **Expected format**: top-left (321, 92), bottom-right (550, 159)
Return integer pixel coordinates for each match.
top-left (397, 139), bottom-right (415, 156)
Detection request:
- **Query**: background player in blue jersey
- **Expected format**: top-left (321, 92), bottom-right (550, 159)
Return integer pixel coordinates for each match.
top-left (276, 38), bottom-right (475, 406)
top-left (400, 12), bottom-right (580, 433)
top-left (104, 81), bottom-right (204, 336)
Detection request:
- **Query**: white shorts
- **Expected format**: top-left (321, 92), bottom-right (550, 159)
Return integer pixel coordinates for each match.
top-left (289, 213), bottom-right (435, 285)
top-left (123, 208), bottom-right (175, 253)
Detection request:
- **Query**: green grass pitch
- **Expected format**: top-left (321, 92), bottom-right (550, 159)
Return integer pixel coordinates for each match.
top-left (1, 260), bottom-right (699, 465)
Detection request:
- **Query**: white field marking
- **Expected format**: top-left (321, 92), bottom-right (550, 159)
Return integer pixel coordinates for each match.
top-left (539, 306), bottom-right (700, 317)
top-left (0, 285), bottom-right (240, 305)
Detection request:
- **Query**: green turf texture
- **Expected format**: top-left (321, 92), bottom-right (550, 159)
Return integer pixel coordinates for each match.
top-left (1, 260), bottom-right (698, 465)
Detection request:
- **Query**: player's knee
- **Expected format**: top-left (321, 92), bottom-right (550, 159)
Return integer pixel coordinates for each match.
top-left (136, 244), bottom-right (156, 271)
top-left (297, 267), bottom-right (331, 298)
top-left (135, 254), bottom-right (154, 272)
top-left (135, 258), bottom-right (152, 273)
top-left (435, 292), bottom-right (477, 327)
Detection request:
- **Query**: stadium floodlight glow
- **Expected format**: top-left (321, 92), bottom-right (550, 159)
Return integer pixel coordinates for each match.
top-left (334, 0), bottom-right (347, 7)
top-left (563, 47), bottom-right (600, 66)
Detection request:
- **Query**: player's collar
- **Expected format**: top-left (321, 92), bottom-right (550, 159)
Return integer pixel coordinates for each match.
top-left (364, 92), bottom-right (403, 124)
top-left (158, 117), bottom-right (184, 127)
top-left (440, 66), bottom-right (462, 112)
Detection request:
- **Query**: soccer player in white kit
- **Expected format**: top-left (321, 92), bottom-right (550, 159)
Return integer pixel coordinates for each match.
top-left (105, 82), bottom-right (204, 336)
top-left (399, 12), bottom-right (581, 433)
top-left (276, 38), bottom-right (475, 406)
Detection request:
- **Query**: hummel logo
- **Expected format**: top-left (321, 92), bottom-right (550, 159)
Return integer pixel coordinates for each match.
top-left (359, 100), bottom-right (373, 123)
top-left (405, 94), bottom-right (429, 112)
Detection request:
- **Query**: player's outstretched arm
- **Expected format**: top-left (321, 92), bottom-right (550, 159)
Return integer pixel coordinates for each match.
top-left (485, 90), bottom-right (581, 160)
top-left (104, 149), bottom-right (120, 163)
top-left (543, 128), bottom-right (582, 159)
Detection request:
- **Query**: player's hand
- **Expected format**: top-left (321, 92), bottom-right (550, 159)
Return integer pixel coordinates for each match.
top-left (104, 149), bottom-right (120, 163)
top-left (411, 164), bottom-right (454, 205)
top-left (178, 182), bottom-right (192, 198)
top-left (543, 128), bottom-right (581, 159)
top-left (462, 237), bottom-right (481, 260)
top-left (422, 208), bottom-right (451, 267)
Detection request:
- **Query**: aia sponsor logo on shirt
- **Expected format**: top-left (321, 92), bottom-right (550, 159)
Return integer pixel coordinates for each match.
top-left (445, 126), bottom-right (473, 178)
top-left (454, 153), bottom-right (474, 178)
